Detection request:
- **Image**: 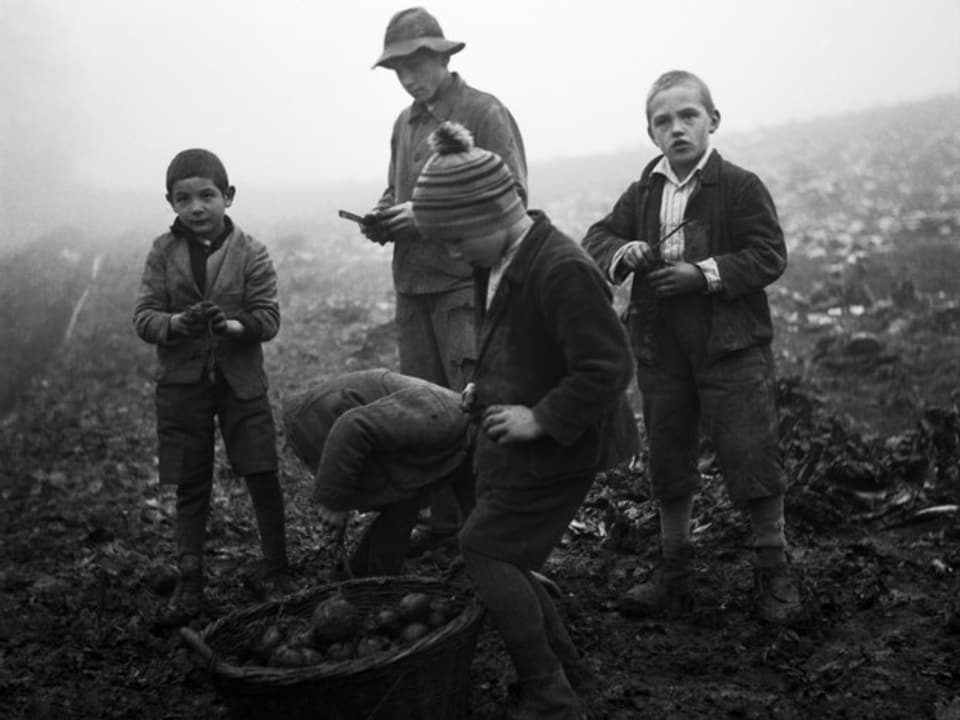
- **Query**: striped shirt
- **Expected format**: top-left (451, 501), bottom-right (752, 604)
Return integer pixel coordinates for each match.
top-left (610, 147), bottom-right (722, 292)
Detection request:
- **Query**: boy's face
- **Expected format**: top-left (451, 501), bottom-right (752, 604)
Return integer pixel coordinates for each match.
top-left (647, 83), bottom-right (720, 180)
top-left (442, 227), bottom-right (510, 269)
top-left (166, 177), bottom-right (235, 239)
top-left (388, 50), bottom-right (450, 104)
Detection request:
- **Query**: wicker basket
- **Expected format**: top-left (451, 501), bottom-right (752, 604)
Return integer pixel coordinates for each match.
top-left (180, 575), bottom-right (485, 720)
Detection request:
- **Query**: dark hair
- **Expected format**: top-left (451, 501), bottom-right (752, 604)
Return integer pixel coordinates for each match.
top-left (165, 148), bottom-right (229, 193)
top-left (646, 70), bottom-right (717, 122)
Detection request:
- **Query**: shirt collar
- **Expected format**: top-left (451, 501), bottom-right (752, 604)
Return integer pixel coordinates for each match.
top-left (409, 72), bottom-right (462, 123)
top-left (491, 220), bottom-right (532, 278)
top-left (170, 215), bottom-right (234, 251)
top-left (652, 145), bottom-right (715, 188)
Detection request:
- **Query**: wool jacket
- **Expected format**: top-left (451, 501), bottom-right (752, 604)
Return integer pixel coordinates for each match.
top-left (133, 223), bottom-right (279, 399)
top-left (582, 151), bottom-right (786, 365)
top-left (281, 369), bottom-right (470, 512)
top-left (471, 212), bottom-right (638, 484)
top-left (378, 72), bottom-right (528, 295)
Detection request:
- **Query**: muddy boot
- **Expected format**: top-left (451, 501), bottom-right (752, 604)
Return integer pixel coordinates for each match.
top-left (754, 563), bottom-right (802, 623)
top-left (506, 670), bottom-right (585, 720)
top-left (157, 554), bottom-right (204, 627)
top-left (618, 544), bottom-right (694, 617)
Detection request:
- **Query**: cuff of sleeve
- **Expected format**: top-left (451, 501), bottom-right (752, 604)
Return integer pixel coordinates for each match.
top-left (696, 258), bottom-right (723, 293)
top-left (313, 477), bottom-right (353, 512)
top-left (610, 242), bottom-right (639, 284)
top-left (234, 312), bottom-right (263, 341)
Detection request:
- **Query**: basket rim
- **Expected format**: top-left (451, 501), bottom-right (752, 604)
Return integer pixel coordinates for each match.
top-left (184, 575), bottom-right (485, 686)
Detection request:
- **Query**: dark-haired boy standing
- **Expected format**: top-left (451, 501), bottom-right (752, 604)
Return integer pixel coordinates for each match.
top-left (134, 149), bottom-right (288, 625)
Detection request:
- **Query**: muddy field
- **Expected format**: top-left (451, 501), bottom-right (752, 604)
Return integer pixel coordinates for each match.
top-left (2, 97), bottom-right (960, 719)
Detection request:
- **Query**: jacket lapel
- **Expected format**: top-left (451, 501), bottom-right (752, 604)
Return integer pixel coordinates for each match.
top-left (204, 230), bottom-right (234, 298)
top-left (170, 238), bottom-right (200, 295)
top-left (475, 213), bottom-right (549, 365)
top-left (476, 273), bottom-right (510, 364)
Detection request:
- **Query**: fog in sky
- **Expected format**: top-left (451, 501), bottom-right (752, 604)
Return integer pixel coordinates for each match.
top-left (2, 0), bottom-right (959, 239)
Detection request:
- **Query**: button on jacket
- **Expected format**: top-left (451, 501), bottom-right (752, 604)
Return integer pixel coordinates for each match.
top-left (582, 151), bottom-right (786, 365)
top-left (133, 226), bottom-right (280, 400)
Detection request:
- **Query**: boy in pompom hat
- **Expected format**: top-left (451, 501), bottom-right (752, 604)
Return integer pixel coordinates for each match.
top-left (413, 121), bottom-right (639, 719)
top-left (363, 7), bottom-right (528, 551)
top-left (134, 148), bottom-right (289, 626)
top-left (582, 71), bottom-right (801, 623)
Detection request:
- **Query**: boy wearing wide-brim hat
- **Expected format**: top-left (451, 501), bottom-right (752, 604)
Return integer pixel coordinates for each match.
top-left (362, 7), bottom-right (528, 552)
top-left (413, 121), bottom-right (638, 719)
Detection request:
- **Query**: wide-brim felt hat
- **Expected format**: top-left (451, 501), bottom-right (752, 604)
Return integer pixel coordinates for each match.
top-left (373, 7), bottom-right (465, 69)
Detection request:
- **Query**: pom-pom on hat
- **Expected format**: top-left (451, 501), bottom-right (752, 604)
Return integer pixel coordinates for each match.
top-left (166, 148), bottom-right (229, 193)
top-left (373, 7), bottom-right (465, 69)
top-left (412, 121), bottom-right (526, 243)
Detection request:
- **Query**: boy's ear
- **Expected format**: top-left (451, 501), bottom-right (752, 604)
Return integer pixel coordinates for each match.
top-left (223, 185), bottom-right (236, 207)
top-left (709, 110), bottom-right (721, 134)
top-left (646, 124), bottom-right (655, 143)
top-left (165, 192), bottom-right (173, 208)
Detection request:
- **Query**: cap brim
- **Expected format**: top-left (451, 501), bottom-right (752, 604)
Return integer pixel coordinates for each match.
top-left (373, 39), bottom-right (465, 69)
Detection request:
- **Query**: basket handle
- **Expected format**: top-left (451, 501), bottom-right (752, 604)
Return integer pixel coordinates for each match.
top-left (179, 626), bottom-right (221, 671)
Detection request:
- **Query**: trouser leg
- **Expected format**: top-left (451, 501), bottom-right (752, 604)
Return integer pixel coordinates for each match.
top-left (350, 496), bottom-right (422, 577)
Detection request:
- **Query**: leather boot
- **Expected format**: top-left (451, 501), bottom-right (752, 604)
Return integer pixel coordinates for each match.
top-left (157, 553), bottom-right (204, 627)
top-left (618, 543), bottom-right (694, 617)
top-left (754, 562), bottom-right (802, 623)
top-left (506, 670), bottom-right (585, 720)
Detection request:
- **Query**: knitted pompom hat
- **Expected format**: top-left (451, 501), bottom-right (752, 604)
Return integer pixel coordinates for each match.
top-left (166, 148), bottom-right (229, 193)
top-left (412, 121), bottom-right (526, 243)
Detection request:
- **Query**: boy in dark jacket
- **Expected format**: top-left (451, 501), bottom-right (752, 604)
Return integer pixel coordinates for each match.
top-left (133, 149), bottom-right (288, 625)
top-left (582, 70), bottom-right (800, 623)
top-left (413, 122), bottom-right (638, 719)
top-left (281, 368), bottom-right (474, 577)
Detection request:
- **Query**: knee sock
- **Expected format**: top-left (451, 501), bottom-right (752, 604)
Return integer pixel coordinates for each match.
top-left (176, 476), bottom-right (212, 560)
top-left (747, 494), bottom-right (787, 567)
top-left (462, 550), bottom-right (562, 680)
top-left (245, 472), bottom-right (288, 571)
top-left (659, 493), bottom-right (695, 558)
top-left (528, 573), bottom-right (580, 667)
top-left (175, 477), bottom-right (211, 588)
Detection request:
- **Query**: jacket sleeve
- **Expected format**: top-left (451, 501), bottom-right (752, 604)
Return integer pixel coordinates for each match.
top-left (715, 173), bottom-right (787, 298)
top-left (581, 182), bottom-right (641, 282)
top-left (530, 259), bottom-right (634, 446)
top-left (375, 115), bottom-right (403, 211)
top-left (472, 103), bottom-right (528, 204)
top-left (132, 241), bottom-right (178, 346)
top-left (241, 240), bottom-right (280, 342)
top-left (314, 388), bottom-right (467, 509)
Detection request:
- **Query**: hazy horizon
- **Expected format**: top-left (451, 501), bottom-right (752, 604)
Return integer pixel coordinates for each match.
top-left (2, 0), bottom-right (960, 245)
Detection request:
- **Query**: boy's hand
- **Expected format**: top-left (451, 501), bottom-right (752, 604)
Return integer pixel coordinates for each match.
top-left (170, 303), bottom-right (206, 336)
top-left (359, 209), bottom-right (390, 245)
top-left (648, 262), bottom-right (707, 297)
top-left (204, 303), bottom-right (229, 334)
top-left (315, 503), bottom-right (348, 534)
top-left (481, 405), bottom-right (545, 443)
top-left (620, 241), bottom-right (658, 275)
top-left (361, 200), bottom-right (416, 240)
